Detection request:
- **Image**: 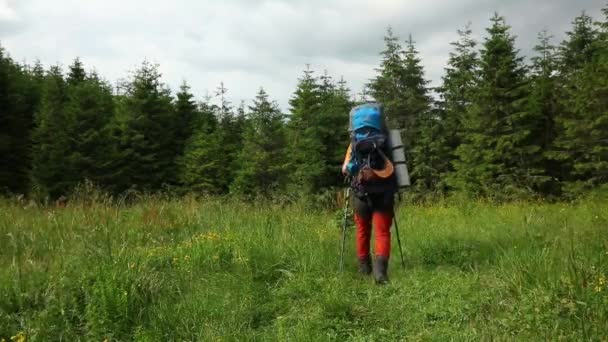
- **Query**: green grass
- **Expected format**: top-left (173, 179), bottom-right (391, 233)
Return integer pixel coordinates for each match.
top-left (1, 195), bottom-right (607, 341)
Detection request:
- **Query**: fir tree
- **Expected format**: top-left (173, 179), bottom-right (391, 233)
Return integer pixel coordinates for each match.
top-left (178, 84), bottom-right (240, 195)
top-left (62, 69), bottom-right (116, 190)
top-left (411, 106), bottom-right (451, 196)
top-left (368, 28), bottom-right (410, 132)
top-left (174, 81), bottom-right (198, 159)
top-left (559, 12), bottom-right (599, 73)
top-left (213, 83), bottom-right (242, 193)
top-left (67, 57), bottom-right (86, 86)
top-left (178, 100), bottom-right (222, 194)
top-left (399, 36), bottom-right (434, 193)
top-left (30, 60), bottom-right (116, 196)
top-left (317, 72), bottom-right (352, 188)
top-left (439, 24), bottom-right (479, 186)
top-left (368, 29), bottom-right (432, 177)
top-left (231, 88), bottom-right (287, 196)
top-left (528, 31), bottom-right (562, 195)
top-left (0, 47), bottom-right (40, 194)
top-left (453, 14), bottom-right (539, 199)
top-left (114, 61), bottom-right (177, 192)
top-left (286, 66), bottom-right (324, 194)
top-left (551, 10), bottom-right (607, 194)
top-left (31, 65), bottom-right (70, 198)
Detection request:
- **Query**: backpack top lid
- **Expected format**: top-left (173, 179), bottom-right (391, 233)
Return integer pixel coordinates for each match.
top-left (349, 102), bottom-right (384, 133)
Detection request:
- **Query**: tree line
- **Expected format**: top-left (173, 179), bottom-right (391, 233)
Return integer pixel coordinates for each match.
top-left (1, 9), bottom-right (607, 201)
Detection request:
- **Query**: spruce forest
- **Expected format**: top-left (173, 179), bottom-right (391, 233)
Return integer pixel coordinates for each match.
top-left (1, 10), bottom-right (608, 202)
top-left (2, 5), bottom-right (608, 341)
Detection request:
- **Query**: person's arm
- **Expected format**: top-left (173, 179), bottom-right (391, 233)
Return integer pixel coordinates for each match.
top-left (342, 144), bottom-right (352, 175)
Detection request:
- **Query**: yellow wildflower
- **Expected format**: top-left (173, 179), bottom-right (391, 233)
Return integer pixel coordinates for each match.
top-left (235, 253), bottom-right (248, 263)
top-left (10, 332), bottom-right (26, 342)
top-left (595, 285), bottom-right (603, 293)
top-left (599, 274), bottom-right (606, 286)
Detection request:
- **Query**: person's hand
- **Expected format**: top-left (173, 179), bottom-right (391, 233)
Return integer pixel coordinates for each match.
top-left (358, 166), bottom-right (374, 182)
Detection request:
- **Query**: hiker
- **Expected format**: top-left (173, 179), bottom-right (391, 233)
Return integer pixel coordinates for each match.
top-left (342, 102), bottom-right (398, 284)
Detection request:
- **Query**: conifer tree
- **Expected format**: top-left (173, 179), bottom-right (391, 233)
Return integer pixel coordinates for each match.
top-left (174, 81), bottom-right (198, 159)
top-left (31, 65), bottom-right (70, 198)
top-left (67, 58), bottom-right (86, 86)
top-left (527, 31), bottom-right (562, 195)
top-left (178, 83), bottom-right (241, 195)
top-left (369, 30), bottom-right (432, 189)
top-left (178, 100), bottom-right (222, 194)
top-left (62, 68), bottom-right (116, 190)
top-left (551, 10), bottom-right (607, 194)
top-left (453, 14), bottom-right (539, 199)
top-left (400, 36), bottom-right (434, 190)
top-left (114, 61), bottom-right (177, 192)
top-left (439, 25), bottom-right (479, 186)
top-left (411, 106), bottom-right (450, 195)
top-left (230, 100), bottom-right (247, 161)
top-left (0, 47), bottom-right (40, 194)
top-left (368, 28), bottom-right (412, 134)
top-left (231, 88), bottom-right (287, 196)
top-left (286, 66), bottom-right (325, 194)
top-left (317, 72), bottom-right (352, 188)
top-left (30, 60), bottom-right (117, 196)
top-left (212, 83), bottom-right (242, 193)
top-left (559, 12), bottom-right (599, 73)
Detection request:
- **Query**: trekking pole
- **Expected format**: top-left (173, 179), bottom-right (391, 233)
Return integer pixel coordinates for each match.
top-left (393, 193), bottom-right (406, 269)
top-left (339, 187), bottom-right (350, 271)
top-left (392, 215), bottom-right (406, 269)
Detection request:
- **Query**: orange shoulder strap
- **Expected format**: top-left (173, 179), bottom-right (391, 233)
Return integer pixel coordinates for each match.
top-left (342, 144), bottom-right (352, 173)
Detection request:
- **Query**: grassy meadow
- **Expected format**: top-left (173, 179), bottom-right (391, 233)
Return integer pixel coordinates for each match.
top-left (1, 194), bottom-right (607, 341)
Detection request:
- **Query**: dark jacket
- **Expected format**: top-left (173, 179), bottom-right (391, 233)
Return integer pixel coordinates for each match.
top-left (342, 133), bottom-right (398, 198)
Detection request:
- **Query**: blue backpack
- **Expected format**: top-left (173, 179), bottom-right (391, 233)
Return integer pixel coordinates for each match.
top-left (345, 103), bottom-right (396, 196)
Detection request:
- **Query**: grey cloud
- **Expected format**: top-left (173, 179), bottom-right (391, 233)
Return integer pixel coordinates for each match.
top-left (1, 0), bottom-right (606, 111)
top-left (0, 0), bottom-right (24, 38)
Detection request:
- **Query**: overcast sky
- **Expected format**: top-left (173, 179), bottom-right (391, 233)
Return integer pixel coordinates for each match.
top-left (0, 0), bottom-right (605, 111)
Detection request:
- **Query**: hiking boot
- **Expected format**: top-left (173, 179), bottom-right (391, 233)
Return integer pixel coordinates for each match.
top-left (358, 256), bottom-right (372, 275)
top-left (374, 256), bottom-right (389, 284)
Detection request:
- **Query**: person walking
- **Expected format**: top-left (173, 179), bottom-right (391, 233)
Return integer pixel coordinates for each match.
top-left (342, 103), bottom-right (398, 284)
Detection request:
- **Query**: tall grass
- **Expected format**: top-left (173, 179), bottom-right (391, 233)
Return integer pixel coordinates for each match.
top-left (0, 194), bottom-right (607, 340)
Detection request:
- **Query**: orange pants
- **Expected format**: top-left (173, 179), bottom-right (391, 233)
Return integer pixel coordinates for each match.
top-left (354, 211), bottom-right (392, 259)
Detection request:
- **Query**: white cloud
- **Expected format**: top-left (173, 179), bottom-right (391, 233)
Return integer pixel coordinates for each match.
top-left (0, 0), bottom-right (605, 110)
top-left (0, 0), bottom-right (17, 21)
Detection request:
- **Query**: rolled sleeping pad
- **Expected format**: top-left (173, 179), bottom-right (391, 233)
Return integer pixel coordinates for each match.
top-left (389, 129), bottom-right (410, 188)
